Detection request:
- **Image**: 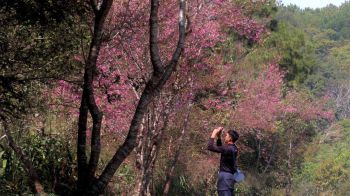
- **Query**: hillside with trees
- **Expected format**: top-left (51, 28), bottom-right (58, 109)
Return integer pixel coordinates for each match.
top-left (0, 0), bottom-right (349, 195)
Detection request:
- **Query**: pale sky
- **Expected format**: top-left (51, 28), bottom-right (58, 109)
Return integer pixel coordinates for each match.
top-left (280, 0), bottom-right (347, 9)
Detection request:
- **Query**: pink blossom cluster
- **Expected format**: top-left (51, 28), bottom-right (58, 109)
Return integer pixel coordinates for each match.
top-left (232, 64), bottom-right (284, 131)
top-left (203, 63), bottom-right (333, 131)
top-left (283, 92), bottom-right (334, 121)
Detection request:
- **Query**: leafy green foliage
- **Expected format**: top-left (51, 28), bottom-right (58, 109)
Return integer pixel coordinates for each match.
top-left (112, 164), bottom-right (136, 195)
top-left (276, 2), bottom-right (350, 99)
top-left (294, 119), bottom-right (350, 195)
top-left (0, 133), bottom-right (76, 195)
top-left (225, 20), bottom-right (317, 89)
top-left (265, 22), bottom-right (316, 87)
top-left (0, 150), bottom-right (7, 177)
top-left (277, 2), bottom-right (350, 40)
top-left (0, 0), bottom-right (89, 118)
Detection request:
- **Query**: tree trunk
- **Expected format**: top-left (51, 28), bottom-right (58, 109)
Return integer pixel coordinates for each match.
top-left (0, 118), bottom-right (46, 195)
top-left (285, 137), bottom-right (293, 196)
top-left (134, 116), bottom-right (146, 196)
top-left (162, 100), bottom-right (191, 196)
top-left (76, 0), bottom-right (113, 192)
top-left (77, 92), bottom-right (89, 189)
top-left (263, 134), bottom-right (277, 174)
top-left (134, 101), bottom-right (171, 196)
top-left (256, 138), bottom-right (261, 169)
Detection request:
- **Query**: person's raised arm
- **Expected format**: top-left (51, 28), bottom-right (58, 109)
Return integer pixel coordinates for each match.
top-left (217, 136), bottom-right (222, 146)
top-left (207, 127), bottom-right (228, 153)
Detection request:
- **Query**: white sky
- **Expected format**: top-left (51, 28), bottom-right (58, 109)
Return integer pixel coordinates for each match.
top-left (280, 0), bottom-right (347, 9)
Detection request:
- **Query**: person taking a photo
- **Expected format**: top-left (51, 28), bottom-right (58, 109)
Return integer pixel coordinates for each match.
top-left (208, 127), bottom-right (240, 196)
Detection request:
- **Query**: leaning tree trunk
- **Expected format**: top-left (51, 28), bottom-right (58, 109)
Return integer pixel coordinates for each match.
top-left (0, 117), bottom-right (45, 195)
top-left (263, 134), bottom-right (278, 174)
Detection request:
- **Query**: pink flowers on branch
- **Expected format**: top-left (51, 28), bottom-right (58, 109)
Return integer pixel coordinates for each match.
top-left (51, 0), bottom-right (266, 134)
top-left (204, 63), bottom-right (333, 132)
top-left (233, 64), bottom-right (285, 131)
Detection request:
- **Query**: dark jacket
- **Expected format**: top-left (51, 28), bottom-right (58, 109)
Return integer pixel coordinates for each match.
top-left (207, 138), bottom-right (237, 174)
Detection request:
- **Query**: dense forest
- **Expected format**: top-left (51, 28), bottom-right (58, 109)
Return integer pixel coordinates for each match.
top-left (0, 0), bottom-right (349, 195)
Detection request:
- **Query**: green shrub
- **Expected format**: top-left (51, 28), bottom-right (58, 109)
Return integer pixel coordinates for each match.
top-left (294, 119), bottom-right (350, 195)
top-left (0, 133), bottom-right (76, 195)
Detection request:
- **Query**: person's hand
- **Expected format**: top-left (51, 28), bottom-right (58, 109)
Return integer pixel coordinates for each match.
top-left (211, 127), bottom-right (223, 138)
top-left (213, 127), bottom-right (223, 135)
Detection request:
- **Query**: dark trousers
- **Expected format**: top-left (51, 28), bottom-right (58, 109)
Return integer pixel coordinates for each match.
top-left (217, 171), bottom-right (235, 196)
top-left (218, 189), bottom-right (234, 196)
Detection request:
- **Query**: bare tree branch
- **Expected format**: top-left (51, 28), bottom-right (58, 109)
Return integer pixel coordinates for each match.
top-left (150, 0), bottom-right (164, 75)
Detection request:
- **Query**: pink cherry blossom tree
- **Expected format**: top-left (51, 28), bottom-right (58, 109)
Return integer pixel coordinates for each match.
top-left (49, 0), bottom-right (268, 194)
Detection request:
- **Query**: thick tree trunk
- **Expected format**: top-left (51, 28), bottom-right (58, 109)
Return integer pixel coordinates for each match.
top-left (77, 92), bottom-right (89, 189)
top-left (76, 0), bottom-right (113, 192)
top-left (0, 119), bottom-right (45, 195)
